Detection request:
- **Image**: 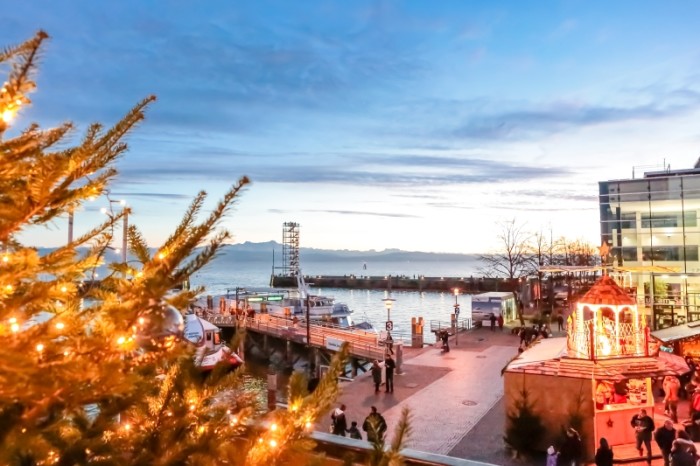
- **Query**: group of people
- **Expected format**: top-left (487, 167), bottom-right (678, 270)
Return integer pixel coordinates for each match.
top-left (329, 404), bottom-right (388, 443)
top-left (370, 355), bottom-right (396, 394)
top-left (488, 312), bottom-right (504, 331)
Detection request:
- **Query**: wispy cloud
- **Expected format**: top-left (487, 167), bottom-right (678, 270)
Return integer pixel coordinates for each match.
top-left (268, 208), bottom-right (419, 218)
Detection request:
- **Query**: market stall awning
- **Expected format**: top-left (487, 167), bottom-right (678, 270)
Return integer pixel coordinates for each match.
top-left (506, 339), bottom-right (689, 380)
top-left (657, 351), bottom-right (690, 374)
top-left (651, 322), bottom-right (700, 344)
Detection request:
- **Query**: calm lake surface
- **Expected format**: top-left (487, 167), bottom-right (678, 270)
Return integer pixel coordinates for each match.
top-left (191, 258), bottom-right (482, 344)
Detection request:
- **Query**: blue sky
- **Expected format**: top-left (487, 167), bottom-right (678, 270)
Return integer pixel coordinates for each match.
top-left (3, 1), bottom-right (700, 253)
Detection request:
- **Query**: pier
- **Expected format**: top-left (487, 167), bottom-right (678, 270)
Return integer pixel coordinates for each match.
top-left (198, 310), bottom-right (473, 379)
top-left (270, 274), bottom-right (520, 292)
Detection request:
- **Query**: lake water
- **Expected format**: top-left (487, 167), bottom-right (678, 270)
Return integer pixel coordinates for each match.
top-left (191, 258), bottom-right (482, 344)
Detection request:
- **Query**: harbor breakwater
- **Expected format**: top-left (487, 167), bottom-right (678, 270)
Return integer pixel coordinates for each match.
top-left (270, 274), bottom-right (520, 293)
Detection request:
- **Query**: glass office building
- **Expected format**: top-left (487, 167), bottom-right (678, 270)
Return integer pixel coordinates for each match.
top-left (599, 166), bottom-right (700, 329)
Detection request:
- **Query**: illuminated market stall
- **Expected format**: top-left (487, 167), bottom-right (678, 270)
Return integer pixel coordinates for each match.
top-left (504, 275), bottom-right (688, 459)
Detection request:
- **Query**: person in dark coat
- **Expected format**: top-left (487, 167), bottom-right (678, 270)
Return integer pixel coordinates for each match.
top-left (384, 354), bottom-right (396, 393)
top-left (559, 427), bottom-right (583, 466)
top-left (655, 420), bottom-right (676, 466)
top-left (362, 406), bottom-right (387, 444)
top-left (594, 437), bottom-right (613, 466)
top-left (670, 439), bottom-right (696, 466)
top-left (440, 330), bottom-right (450, 352)
top-left (330, 404), bottom-right (348, 436)
top-left (347, 421), bottom-right (362, 440)
top-left (371, 360), bottom-right (382, 394)
top-left (631, 408), bottom-right (655, 461)
top-left (489, 313), bottom-right (497, 331)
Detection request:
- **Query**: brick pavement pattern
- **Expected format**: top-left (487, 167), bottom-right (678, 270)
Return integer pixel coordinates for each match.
top-left (322, 327), bottom-right (522, 460)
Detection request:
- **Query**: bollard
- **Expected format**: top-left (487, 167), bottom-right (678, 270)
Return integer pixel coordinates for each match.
top-left (396, 344), bottom-right (403, 375)
top-left (411, 316), bottom-right (424, 348)
top-left (267, 370), bottom-right (277, 411)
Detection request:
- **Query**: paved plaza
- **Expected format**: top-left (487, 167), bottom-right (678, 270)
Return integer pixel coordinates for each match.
top-left (320, 326), bottom-right (525, 464)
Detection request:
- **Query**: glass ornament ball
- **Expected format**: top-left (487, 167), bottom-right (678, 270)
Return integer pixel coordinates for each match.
top-left (136, 304), bottom-right (185, 350)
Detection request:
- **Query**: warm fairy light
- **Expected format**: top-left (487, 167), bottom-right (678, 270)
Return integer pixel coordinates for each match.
top-left (157, 252), bottom-right (166, 260)
top-left (189, 404), bottom-right (196, 411)
top-left (197, 425), bottom-right (205, 434)
top-left (305, 421), bottom-right (312, 430)
top-left (230, 416), bottom-right (238, 425)
top-left (10, 323), bottom-right (19, 332)
top-left (60, 286), bottom-right (67, 293)
top-left (5, 284), bottom-right (13, 291)
top-left (136, 271), bottom-right (143, 278)
top-left (138, 317), bottom-right (145, 325)
top-left (257, 438), bottom-right (263, 444)
top-left (63, 350), bottom-right (70, 356)
top-left (269, 439), bottom-right (277, 448)
top-left (9, 317), bottom-right (16, 324)
top-left (123, 423), bottom-right (131, 431)
top-left (270, 423), bottom-right (278, 431)
top-left (2, 254), bottom-right (8, 262)
top-left (1, 108), bottom-right (15, 123)
top-left (116, 336), bottom-right (126, 345)
top-left (55, 322), bottom-right (65, 330)
top-left (36, 343), bottom-right (44, 352)
top-left (100, 207), bottom-right (107, 215)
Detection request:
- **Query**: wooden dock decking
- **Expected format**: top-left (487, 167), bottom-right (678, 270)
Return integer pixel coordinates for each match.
top-left (199, 311), bottom-right (388, 361)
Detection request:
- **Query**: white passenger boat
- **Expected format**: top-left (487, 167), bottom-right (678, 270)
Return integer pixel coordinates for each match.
top-left (184, 314), bottom-right (243, 371)
top-left (201, 273), bottom-right (376, 332)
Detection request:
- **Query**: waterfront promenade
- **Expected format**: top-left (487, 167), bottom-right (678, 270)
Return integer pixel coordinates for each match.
top-left (318, 326), bottom-right (525, 465)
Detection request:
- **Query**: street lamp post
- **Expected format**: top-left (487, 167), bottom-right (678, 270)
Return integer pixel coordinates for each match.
top-left (382, 298), bottom-right (395, 355)
top-left (453, 288), bottom-right (460, 347)
top-left (68, 208), bottom-right (74, 244)
top-left (101, 199), bottom-right (127, 263)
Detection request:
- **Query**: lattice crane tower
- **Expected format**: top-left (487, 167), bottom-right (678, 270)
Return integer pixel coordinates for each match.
top-left (281, 221), bottom-right (300, 277)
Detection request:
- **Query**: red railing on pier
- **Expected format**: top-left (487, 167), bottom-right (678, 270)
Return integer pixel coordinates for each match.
top-left (200, 311), bottom-right (386, 361)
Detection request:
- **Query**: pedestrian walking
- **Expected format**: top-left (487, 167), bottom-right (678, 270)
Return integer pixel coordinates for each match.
top-left (497, 314), bottom-right (504, 331)
top-left (489, 313), bottom-right (496, 332)
top-left (594, 437), bottom-right (613, 466)
top-left (559, 427), bottom-right (582, 466)
top-left (630, 408), bottom-right (655, 461)
top-left (371, 359), bottom-right (382, 394)
top-left (670, 439), bottom-right (695, 466)
top-left (384, 354), bottom-right (396, 393)
top-left (441, 330), bottom-right (450, 352)
top-left (330, 404), bottom-right (348, 436)
top-left (546, 445), bottom-right (558, 466)
top-left (362, 406), bottom-right (387, 444)
top-left (557, 313), bottom-right (564, 331)
top-left (663, 375), bottom-right (680, 422)
top-left (654, 419), bottom-right (676, 466)
top-left (347, 421), bottom-right (362, 440)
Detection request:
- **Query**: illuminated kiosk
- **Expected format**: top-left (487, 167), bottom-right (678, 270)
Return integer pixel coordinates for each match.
top-left (503, 275), bottom-right (688, 459)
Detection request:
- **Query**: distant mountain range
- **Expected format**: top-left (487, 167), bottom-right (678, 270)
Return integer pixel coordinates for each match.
top-left (219, 241), bottom-right (478, 262)
top-left (34, 241), bottom-right (479, 263)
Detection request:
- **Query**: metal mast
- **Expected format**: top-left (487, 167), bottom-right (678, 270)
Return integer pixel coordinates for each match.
top-left (281, 221), bottom-right (300, 277)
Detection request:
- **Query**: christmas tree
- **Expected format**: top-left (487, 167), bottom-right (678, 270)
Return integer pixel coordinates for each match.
top-left (0, 31), bottom-right (346, 466)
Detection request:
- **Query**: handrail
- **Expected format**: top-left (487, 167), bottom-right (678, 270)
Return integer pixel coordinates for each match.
top-left (199, 311), bottom-right (386, 360)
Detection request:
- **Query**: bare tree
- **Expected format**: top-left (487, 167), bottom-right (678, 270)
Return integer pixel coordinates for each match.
top-left (557, 238), bottom-right (598, 266)
top-left (479, 219), bottom-right (532, 279)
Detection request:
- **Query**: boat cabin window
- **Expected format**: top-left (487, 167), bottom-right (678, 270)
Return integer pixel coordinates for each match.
top-left (214, 333), bottom-right (220, 345)
top-left (206, 333), bottom-right (212, 341)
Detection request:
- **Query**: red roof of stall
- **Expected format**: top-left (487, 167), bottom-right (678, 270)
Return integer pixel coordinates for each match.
top-left (578, 275), bottom-right (636, 306)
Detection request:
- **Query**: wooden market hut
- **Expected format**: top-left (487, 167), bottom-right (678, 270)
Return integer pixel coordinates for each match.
top-left (503, 275), bottom-right (688, 460)
top-left (651, 322), bottom-right (700, 358)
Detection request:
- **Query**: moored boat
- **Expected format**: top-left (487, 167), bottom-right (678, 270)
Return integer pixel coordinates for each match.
top-left (184, 314), bottom-right (243, 371)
